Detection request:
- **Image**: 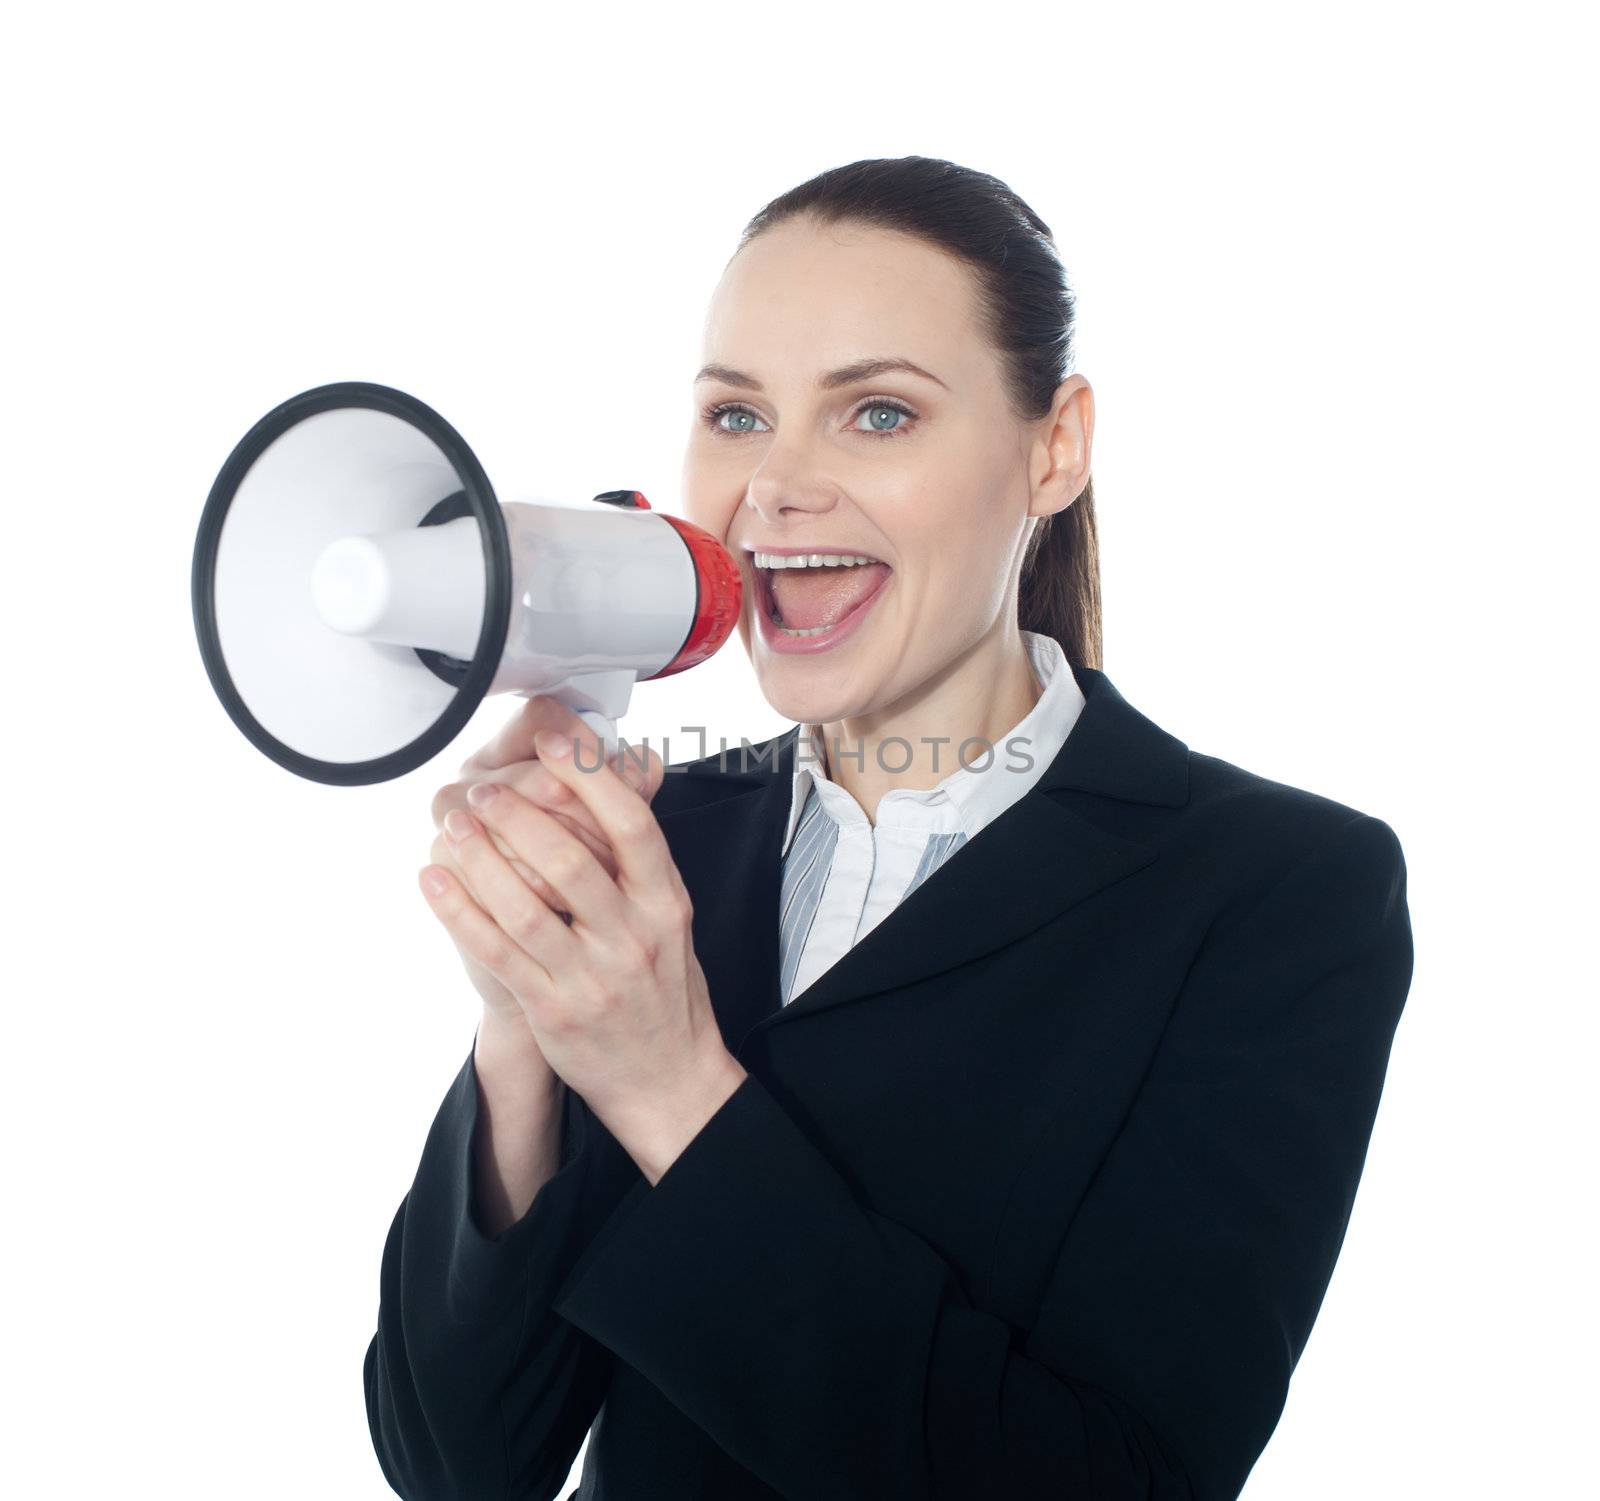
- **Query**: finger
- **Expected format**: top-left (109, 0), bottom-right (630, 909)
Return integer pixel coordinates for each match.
top-left (458, 694), bottom-right (603, 777)
top-left (434, 763), bottom-right (575, 828)
top-left (437, 756), bottom-right (650, 843)
top-left (417, 863), bottom-right (557, 1003)
top-left (461, 784), bottom-right (634, 937)
top-left (430, 833), bottom-right (579, 920)
top-left (434, 780), bottom-right (622, 879)
top-left (609, 739), bottom-right (665, 802)
top-left (536, 745), bottom-right (655, 800)
top-left (441, 803), bottom-right (593, 974)
top-left (549, 824), bottom-right (620, 885)
top-left (529, 729), bottom-right (682, 899)
top-left (486, 846), bottom-right (586, 923)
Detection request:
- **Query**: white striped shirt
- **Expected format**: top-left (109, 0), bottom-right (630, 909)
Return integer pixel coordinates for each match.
top-left (778, 631), bottom-right (1087, 1005)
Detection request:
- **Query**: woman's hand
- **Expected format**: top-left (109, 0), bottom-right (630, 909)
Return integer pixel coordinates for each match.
top-left (418, 726), bottom-right (747, 1184)
top-left (428, 695), bottom-right (664, 1027)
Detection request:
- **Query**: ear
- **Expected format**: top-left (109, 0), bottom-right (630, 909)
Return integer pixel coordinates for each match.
top-left (1028, 375), bottom-right (1094, 521)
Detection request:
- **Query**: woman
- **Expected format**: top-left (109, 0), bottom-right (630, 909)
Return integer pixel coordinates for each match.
top-left (364, 156), bottom-right (1414, 1501)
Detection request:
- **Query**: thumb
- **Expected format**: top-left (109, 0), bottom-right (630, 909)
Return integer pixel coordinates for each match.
top-left (612, 739), bottom-right (665, 801)
top-left (459, 694), bottom-right (602, 776)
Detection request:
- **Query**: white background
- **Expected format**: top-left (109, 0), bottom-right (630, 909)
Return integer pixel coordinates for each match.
top-left (4, 3), bottom-right (1594, 1496)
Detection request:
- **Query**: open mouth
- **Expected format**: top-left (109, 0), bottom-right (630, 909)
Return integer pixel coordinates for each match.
top-left (752, 552), bottom-right (893, 638)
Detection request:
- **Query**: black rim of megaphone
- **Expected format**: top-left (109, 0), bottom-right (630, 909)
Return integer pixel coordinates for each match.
top-left (191, 380), bottom-right (512, 786)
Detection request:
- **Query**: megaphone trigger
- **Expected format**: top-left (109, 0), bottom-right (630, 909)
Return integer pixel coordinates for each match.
top-left (591, 489), bottom-right (651, 510)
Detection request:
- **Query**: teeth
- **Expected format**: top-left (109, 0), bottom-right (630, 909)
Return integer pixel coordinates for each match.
top-left (754, 549), bottom-right (888, 635)
top-left (753, 551), bottom-right (878, 569)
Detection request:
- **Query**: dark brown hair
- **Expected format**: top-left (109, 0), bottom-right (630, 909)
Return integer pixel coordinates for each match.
top-left (734, 155), bottom-right (1102, 670)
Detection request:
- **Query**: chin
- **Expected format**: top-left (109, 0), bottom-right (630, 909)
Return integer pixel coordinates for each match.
top-left (753, 674), bottom-right (864, 731)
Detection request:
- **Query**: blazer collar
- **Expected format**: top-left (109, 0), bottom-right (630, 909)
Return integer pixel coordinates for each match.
top-left (656, 661), bottom-right (1190, 1055)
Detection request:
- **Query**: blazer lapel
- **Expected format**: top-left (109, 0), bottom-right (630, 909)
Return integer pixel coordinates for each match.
top-left (656, 662), bottom-right (1191, 1057)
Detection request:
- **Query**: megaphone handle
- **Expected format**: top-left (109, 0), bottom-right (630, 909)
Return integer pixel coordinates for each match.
top-left (572, 709), bottom-right (620, 758)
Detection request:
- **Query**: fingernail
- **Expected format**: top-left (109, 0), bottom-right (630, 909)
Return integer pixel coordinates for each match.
top-left (467, 782), bottom-right (500, 806)
top-left (535, 729), bottom-right (572, 760)
top-left (444, 809), bottom-right (477, 842)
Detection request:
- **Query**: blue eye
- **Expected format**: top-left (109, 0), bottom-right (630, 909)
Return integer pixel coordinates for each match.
top-left (700, 397), bottom-right (920, 440)
top-left (705, 404), bottom-right (769, 435)
top-left (853, 402), bottom-right (914, 435)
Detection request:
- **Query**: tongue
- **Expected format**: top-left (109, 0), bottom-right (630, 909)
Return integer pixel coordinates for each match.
top-left (771, 562), bottom-right (890, 630)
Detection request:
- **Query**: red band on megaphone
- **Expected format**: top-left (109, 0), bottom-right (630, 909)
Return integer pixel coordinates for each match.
top-left (648, 516), bottom-right (744, 679)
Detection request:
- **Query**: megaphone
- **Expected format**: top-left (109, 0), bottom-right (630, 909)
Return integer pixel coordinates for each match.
top-left (192, 381), bottom-right (743, 786)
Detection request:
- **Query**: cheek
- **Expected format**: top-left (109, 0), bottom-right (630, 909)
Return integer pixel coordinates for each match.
top-left (903, 471), bottom-right (1021, 605)
top-left (890, 463), bottom-right (1000, 561)
top-left (680, 457), bottom-right (738, 541)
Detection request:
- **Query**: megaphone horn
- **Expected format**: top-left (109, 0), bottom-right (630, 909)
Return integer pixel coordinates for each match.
top-left (192, 381), bottom-right (743, 786)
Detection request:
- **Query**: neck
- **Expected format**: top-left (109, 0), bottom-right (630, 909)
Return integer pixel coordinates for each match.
top-left (812, 621), bottom-right (1043, 825)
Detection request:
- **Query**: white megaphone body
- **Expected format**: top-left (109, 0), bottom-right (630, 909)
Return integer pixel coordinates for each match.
top-left (192, 382), bottom-right (743, 785)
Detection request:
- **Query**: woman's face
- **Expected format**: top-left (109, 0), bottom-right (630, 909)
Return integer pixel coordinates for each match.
top-left (683, 216), bottom-right (1084, 728)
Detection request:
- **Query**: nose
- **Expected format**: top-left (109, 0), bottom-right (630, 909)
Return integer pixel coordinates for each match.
top-left (743, 444), bottom-right (843, 530)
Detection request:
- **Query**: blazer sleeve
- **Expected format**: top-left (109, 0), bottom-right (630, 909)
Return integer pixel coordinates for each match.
top-left (548, 811), bottom-right (1414, 1501)
top-left (363, 1033), bottom-right (635, 1501)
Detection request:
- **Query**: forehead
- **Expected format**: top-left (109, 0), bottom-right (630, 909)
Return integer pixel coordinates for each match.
top-left (702, 219), bottom-right (990, 385)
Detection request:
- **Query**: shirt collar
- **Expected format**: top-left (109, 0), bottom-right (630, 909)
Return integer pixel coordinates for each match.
top-left (779, 630), bottom-right (1087, 855)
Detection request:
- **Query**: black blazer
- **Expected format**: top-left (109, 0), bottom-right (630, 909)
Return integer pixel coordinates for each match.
top-left (364, 661), bottom-right (1414, 1501)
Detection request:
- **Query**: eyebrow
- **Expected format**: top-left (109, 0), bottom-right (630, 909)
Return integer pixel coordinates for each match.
top-left (693, 356), bottom-right (949, 393)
